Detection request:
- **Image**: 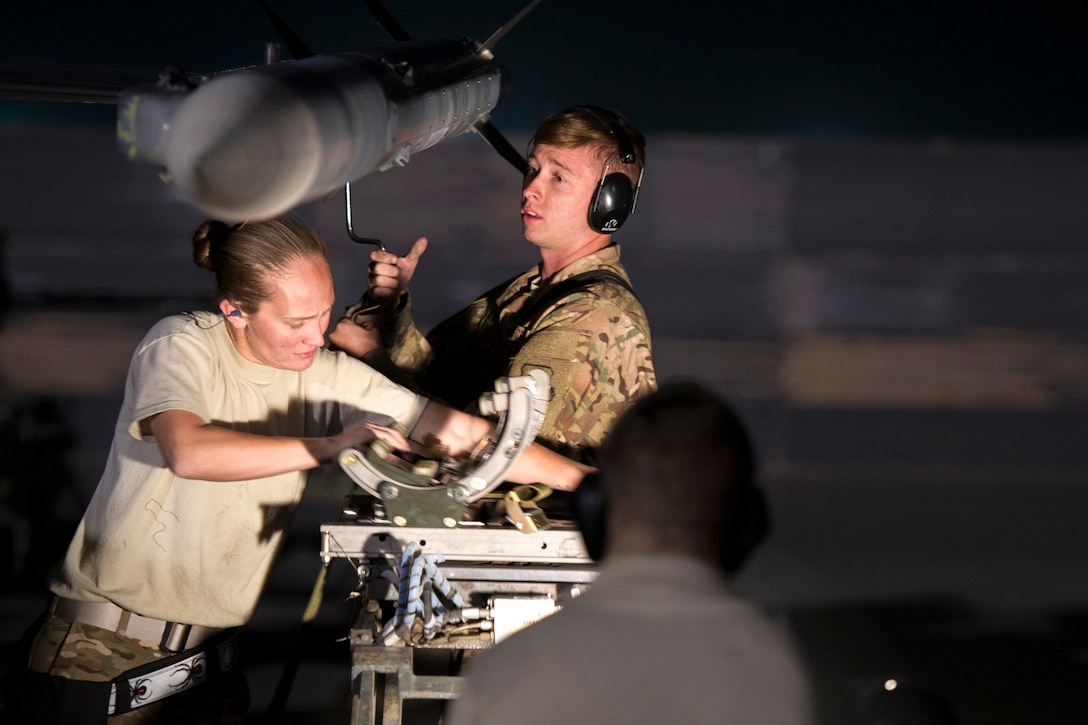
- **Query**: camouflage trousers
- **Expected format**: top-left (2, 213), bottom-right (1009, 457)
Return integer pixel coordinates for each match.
top-left (9, 613), bottom-right (249, 724)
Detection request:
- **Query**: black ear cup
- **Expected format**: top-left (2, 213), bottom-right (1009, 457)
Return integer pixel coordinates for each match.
top-left (587, 172), bottom-right (635, 233)
top-left (569, 105), bottom-right (641, 234)
top-left (571, 472), bottom-right (607, 561)
top-left (721, 484), bottom-right (770, 574)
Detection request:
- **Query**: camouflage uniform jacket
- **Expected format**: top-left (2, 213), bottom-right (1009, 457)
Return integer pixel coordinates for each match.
top-left (346, 244), bottom-right (656, 458)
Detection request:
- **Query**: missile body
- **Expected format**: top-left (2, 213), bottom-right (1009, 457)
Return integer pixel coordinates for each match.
top-left (118, 37), bottom-right (507, 222)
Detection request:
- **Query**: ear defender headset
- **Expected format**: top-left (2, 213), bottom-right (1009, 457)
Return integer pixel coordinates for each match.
top-left (573, 106), bottom-right (644, 234)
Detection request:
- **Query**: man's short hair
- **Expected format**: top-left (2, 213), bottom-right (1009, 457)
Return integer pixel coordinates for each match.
top-left (598, 381), bottom-right (756, 544)
top-left (530, 106), bottom-right (646, 186)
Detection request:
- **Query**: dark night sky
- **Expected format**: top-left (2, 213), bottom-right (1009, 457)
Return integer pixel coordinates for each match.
top-left (2, 0), bottom-right (1086, 137)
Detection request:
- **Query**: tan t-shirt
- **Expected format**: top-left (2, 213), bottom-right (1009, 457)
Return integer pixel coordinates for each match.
top-left (51, 311), bottom-right (425, 627)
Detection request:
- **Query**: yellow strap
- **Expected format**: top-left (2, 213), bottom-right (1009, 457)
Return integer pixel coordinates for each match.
top-left (302, 562), bottom-right (329, 623)
top-left (481, 483), bottom-right (553, 502)
top-left (506, 483), bottom-right (553, 505)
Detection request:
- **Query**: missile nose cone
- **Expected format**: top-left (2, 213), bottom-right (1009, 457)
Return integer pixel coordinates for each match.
top-left (164, 73), bottom-right (321, 222)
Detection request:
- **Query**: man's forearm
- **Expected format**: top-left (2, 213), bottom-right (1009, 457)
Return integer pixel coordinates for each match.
top-left (506, 443), bottom-right (592, 491)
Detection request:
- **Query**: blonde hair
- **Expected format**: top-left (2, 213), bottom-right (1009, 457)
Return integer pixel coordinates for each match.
top-left (529, 106), bottom-right (646, 186)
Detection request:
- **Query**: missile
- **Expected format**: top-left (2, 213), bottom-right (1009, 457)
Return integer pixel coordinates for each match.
top-left (116, 36), bottom-right (508, 222)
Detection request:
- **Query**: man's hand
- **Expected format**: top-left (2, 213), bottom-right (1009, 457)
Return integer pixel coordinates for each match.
top-left (328, 317), bottom-right (383, 357)
top-left (368, 236), bottom-right (429, 307)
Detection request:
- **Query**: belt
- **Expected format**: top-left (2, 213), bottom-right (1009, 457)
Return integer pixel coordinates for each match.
top-left (108, 630), bottom-right (239, 716)
top-left (50, 596), bottom-right (225, 653)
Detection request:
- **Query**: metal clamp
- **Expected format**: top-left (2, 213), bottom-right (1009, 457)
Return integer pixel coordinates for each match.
top-left (339, 369), bottom-right (551, 527)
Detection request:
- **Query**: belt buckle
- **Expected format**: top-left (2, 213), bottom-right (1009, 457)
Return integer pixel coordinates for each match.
top-left (160, 622), bottom-right (191, 653)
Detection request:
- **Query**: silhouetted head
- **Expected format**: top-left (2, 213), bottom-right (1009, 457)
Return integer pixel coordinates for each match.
top-left (578, 380), bottom-right (767, 573)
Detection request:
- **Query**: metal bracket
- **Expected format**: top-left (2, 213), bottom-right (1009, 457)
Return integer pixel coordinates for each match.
top-left (338, 369), bottom-right (551, 527)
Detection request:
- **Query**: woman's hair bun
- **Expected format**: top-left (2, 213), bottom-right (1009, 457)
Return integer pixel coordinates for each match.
top-left (192, 220), bottom-right (233, 270)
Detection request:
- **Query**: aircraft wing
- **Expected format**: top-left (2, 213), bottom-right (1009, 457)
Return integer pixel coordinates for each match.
top-left (0, 62), bottom-right (204, 104)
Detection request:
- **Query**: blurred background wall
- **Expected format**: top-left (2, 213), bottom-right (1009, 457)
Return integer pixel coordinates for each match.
top-left (2, 1), bottom-right (1087, 721)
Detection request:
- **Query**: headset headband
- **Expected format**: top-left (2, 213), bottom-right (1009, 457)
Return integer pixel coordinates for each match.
top-left (570, 105), bottom-right (637, 165)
